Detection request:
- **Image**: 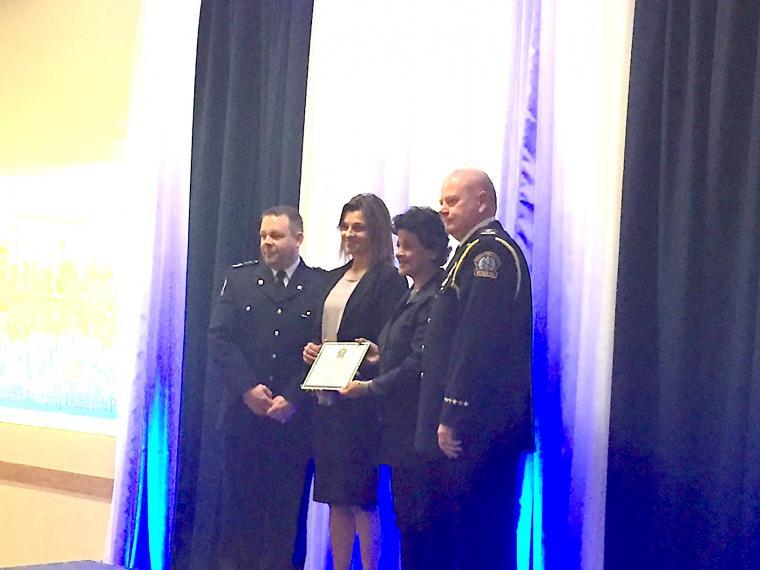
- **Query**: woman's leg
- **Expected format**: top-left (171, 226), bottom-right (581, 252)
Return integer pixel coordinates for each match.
top-left (329, 504), bottom-right (356, 570)
top-left (353, 506), bottom-right (381, 570)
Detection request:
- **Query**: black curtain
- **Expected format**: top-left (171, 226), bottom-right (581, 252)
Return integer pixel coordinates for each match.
top-left (607, 1), bottom-right (760, 568)
top-left (172, 2), bottom-right (314, 567)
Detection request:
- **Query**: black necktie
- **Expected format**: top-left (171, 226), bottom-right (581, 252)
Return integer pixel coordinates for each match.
top-left (275, 270), bottom-right (287, 288)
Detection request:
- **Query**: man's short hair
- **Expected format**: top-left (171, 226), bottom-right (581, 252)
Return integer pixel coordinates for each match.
top-left (261, 205), bottom-right (303, 234)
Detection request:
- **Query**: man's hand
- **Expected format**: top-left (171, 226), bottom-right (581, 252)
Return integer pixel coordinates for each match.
top-left (242, 384), bottom-right (273, 416)
top-left (303, 342), bottom-right (322, 365)
top-left (266, 396), bottom-right (297, 424)
top-left (339, 380), bottom-right (372, 399)
top-left (355, 338), bottom-right (380, 366)
top-left (437, 424), bottom-right (462, 459)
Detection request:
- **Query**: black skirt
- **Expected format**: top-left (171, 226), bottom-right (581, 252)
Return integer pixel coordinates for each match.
top-left (312, 396), bottom-right (381, 507)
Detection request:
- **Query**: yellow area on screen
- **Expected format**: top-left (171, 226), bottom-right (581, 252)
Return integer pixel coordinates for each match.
top-left (0, 0), bottom-right (140, 171)
top-left (0, 0), bottom-right (141, 430)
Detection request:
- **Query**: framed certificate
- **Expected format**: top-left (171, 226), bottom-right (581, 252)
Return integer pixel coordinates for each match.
top-left (300, 341), bottom-right (370, 391)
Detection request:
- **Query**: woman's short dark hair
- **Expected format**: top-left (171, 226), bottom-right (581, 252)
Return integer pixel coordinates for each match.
top-left (338, 193), bottom-right (395, 265)
top-left (392, 206), bottom-right (450, 267)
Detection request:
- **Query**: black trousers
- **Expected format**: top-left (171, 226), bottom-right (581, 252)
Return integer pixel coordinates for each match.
top-left (391, 458), bottom-right (448, 570)
top-left (218, 408), bottom-right (312, 570)
top-left (425, 451), bottom-right (522, 570)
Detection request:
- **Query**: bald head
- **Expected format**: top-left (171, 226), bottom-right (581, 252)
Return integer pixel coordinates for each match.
top-left (438, 168), bottom-right (497, 241)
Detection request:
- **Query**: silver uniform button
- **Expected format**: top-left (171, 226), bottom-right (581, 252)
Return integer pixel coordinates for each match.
top-left (276, 308), bottom-right (283, 314)
top-left (245, 305), bottom-right (251, 311)
top-left (257, 279), bottom-right (264, 286)
top-left (274, 330), bottom-right (280, 336)
top-left (296, 284), bottom-right (303, 290)
top-left (272, 353), bottom-right (277, 359)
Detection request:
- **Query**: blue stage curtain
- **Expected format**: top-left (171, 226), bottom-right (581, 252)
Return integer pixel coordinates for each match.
top-left (607, 1), bottom-right (760, 567)
top-left (172, 1), bottom-right (315, 568)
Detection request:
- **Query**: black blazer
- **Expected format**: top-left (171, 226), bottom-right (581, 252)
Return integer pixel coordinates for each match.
top-left (370, 269), bottom-right (444, 465)
top-left (308, 260), bottom-right (408, 485)
top-left (312, 260), bottom-right (408, 345)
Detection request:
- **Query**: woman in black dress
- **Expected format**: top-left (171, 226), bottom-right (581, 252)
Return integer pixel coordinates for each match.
top-left (302, 194), bottom-right (407, 570)
top-left (340, 206), bottom-right (450, 569)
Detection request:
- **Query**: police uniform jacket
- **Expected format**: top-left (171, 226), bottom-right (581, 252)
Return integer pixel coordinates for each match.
top-left (415, 220), bottom-right (534, 459)
top-left (208, 258), bottom-right (324, 423)
top-left (208, 258), bottom-right (324, 568)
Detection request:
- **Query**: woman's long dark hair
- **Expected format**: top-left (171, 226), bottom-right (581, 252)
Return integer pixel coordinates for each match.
top-left (338, 193), bottom-right (395, 265)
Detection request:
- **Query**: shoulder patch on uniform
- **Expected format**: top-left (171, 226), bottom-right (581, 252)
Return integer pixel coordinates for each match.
top-left (473, 251), bottom-right (500, 279)
top-left (231, 259), bottom-right (256, 268)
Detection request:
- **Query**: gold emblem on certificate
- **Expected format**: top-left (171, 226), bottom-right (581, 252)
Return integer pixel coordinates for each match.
top-left (300, 341), bottom-right (370, 391)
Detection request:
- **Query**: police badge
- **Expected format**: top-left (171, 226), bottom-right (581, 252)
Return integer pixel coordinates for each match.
top-left (473, 251), bottom-right (501, 278)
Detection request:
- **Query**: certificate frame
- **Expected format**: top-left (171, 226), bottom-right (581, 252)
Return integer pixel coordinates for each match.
top-left (300, 341), bottom-right (370, 391)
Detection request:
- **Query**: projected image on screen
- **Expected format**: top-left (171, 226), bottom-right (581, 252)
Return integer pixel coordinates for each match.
top-left (0, 174), bottom-right (131, 433)
top-left (0, 225), bottom-right (116, 421)
top-left (0, 0), bottom-right (143, 434)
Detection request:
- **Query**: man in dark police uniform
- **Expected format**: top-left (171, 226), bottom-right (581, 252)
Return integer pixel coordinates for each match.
top-left (416, 169), bottom-right (534, 569)
top-left (208, 206), bottom-right (323, 569)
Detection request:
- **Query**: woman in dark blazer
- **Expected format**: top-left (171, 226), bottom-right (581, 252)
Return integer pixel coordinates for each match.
top-left (340, 206), bottom-right (450, 569)
top-left (302, 193), bottom-right (408, 570)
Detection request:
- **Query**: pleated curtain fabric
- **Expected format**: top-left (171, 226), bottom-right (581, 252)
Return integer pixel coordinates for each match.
top-left (173, 1), bottom-right (314, 567)
top-left (607, 2), bottom-right (760, 568)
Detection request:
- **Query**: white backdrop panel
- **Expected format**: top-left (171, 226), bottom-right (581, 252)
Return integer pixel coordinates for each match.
top-left (300, 0), bottom-right (531, 269)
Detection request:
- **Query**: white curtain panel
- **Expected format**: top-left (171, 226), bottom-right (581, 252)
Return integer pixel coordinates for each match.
top-left (299, 0), bottom-right (635, 568)
top-left (300, 3), bottom-right (535, 565)
top-left (299, 0), bottom-right (533, 268)
top-left (105, 0), bottom-right (200, 566)
top-left (532, 1), bottom-right (634, 568)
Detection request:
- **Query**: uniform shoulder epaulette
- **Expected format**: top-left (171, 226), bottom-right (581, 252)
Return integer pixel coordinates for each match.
top-left (231, 259), bottom-right (258, 268)
top-left (446, 234), bottom-right (523, 300)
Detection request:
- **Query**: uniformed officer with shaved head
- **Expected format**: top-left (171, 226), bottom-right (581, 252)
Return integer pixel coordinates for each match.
top-left (415, 169), bottom-right (534, 570)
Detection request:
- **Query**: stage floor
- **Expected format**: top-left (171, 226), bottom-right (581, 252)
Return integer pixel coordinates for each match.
top-left (3, 562), bottom-right (125, 570)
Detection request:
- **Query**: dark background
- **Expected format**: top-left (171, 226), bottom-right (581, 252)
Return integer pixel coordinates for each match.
top-left (173, 1), bottom-right (313, 567)
top-left (607, 1), bottom-right (760, 568)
